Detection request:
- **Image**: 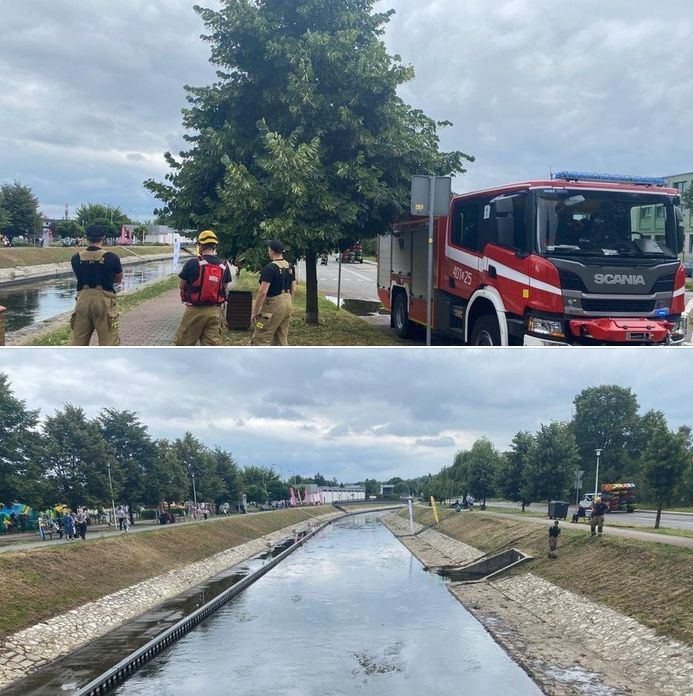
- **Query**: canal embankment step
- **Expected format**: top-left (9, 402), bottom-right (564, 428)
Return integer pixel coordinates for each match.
top-left (428, 547), bottom-right (533, 583)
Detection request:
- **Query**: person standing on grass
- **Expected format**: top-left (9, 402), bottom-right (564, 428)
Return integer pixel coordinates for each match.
top-left (175, 230), bottom-right (232, 346)
top-left (590, 496), bottom-right (609, 536)
top-left (250, 240), bottom-right (296, 346)
top-left (116, 505), bottom-right (125, 531)
top-left (68, 224), bottom-right (123, 346)
top-left (548, 520), bottom-right (561, 558)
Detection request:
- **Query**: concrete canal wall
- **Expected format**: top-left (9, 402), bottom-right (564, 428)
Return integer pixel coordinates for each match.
top-left (0, 511), bottom-right (342, 689)
top-left (381, 513), bottom-right (693, 696)
top-left (0, 253), bottom-right (173, 287)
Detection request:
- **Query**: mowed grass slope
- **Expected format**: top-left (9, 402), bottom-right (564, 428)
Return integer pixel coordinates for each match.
top-left (0, 506), bottom-right (337, 639)
top-left (0, 246), bottom-right (174, 269)
top-left (403, 506), bottom-right (693, 645)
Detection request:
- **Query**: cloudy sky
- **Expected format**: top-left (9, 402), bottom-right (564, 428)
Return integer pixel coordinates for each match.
top-left (2, 1), bottom-right (692, 221)
top-left (2, 348), bottom-right (691, 482)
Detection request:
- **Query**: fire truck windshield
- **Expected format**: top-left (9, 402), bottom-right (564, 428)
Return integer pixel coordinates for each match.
top-left (536, 190), bottom-right (678, 260)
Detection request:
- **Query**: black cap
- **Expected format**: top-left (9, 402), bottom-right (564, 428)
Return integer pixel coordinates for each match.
top-left (266, 239), bottom-right (284, 253)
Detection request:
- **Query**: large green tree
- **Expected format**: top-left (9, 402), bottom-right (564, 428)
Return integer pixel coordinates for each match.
top-left (42, 405), bottom-right (115, 509)
top-left (145, 0), bottom-right (472, 323)
top-left (495, 430), bottom-right (535, 511)
top-left (639, 410), bottom-right (690, 528)
top-left (0, 373), bottom-right (43, 505)
top-left (464, 438), bottom-right (500, 506)
top-left (524, 422), bottom-right (579, 505)
top-left (571, 385), bottom-right (640, 485)
top-left (75, 203), bottom-right (130, 241)
top-left (0, 181), bottom-right (42, 243)
top-left (99, 409), bottom-right (158, 519)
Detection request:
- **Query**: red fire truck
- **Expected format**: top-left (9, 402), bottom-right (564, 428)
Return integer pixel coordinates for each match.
top-left (377, 172), bottom-right (688, 345)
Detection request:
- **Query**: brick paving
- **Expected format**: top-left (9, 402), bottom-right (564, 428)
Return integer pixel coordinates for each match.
top-left (90, 287), bottom-right (185, 346)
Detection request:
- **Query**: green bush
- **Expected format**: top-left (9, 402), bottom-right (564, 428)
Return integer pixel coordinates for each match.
top-left (140, 508), bottom-right (158, 520)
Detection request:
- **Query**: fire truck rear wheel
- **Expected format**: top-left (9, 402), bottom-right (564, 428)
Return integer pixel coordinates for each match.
top-left (471, 315), bottom-right (501, 346)
top-left (393, 292), bottom-right (413, 338)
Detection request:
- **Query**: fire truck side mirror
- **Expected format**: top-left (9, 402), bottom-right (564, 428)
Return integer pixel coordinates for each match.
top-left (674, 206), bottom-right (684, 253)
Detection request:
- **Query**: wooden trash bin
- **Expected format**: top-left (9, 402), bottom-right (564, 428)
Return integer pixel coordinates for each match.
top-left (226, 291), bottom-right (253, 330)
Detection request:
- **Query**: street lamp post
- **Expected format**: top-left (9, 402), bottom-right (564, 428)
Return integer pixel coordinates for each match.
top-left (594, 448), bottom-right (603, 495)
top-left (106, 463), bottom-right (117, 528)
top-left (191, 472), bottom-right (197, 507)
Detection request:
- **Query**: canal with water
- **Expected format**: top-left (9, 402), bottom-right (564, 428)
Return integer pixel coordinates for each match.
top-left (0, 258), bottom-right (182, 333)
top-left (113, 513), bottom-right (541, 696)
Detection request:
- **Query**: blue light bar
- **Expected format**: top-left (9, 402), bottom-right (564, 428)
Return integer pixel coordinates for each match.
top-left (552, 171), bottom-right (667, 187)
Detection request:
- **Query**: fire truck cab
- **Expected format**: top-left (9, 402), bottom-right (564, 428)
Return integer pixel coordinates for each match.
top-left (377, 172), bottom-right (688, 345)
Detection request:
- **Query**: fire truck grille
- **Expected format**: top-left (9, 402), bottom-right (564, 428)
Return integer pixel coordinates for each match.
top-left (581, 298), bottom-right (655, 314)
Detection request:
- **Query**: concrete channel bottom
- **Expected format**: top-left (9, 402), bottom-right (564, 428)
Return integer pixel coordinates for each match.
top-left (4, 533), bottom-right (309, 696)
top-left (432, 548), bottom-right (533, 583)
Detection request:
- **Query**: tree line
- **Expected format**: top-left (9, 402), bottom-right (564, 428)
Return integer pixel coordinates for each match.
top-left (421, 385), bottom-right (693, 523)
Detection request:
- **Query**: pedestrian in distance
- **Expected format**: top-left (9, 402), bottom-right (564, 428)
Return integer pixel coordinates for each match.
top-left (250, 240), bottom-right (296, 346)
top-left (590, 496), bottom-right (608, 536)
top-left (116, 505), bottom-right (125, 531)
top-left (175, 230), bottom-right (232, 346)
top-left (571, 505), bottom-right (586, 524)
top-left (75, 507), bottom-right (87, 540)
top-left (548, 520), bottom-right (561, 558)
top-left (63, 510), bottom-right (75, 540)
top-left (68, 224), bottom-right (123, 345)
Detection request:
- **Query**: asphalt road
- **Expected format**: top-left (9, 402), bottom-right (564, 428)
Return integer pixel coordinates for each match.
top-left (487, 500), bottom-right (693, 531)
top-left (296, 258), bottom-right (380, 301)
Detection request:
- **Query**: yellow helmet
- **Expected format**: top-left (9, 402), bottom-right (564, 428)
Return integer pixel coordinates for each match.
top-left (197, 229), bottom-right (219, 246)
top-left (594, 496), bottom-right (601, 503)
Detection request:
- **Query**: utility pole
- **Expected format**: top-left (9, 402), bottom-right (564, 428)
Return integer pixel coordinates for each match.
top-left (106, 463), bottom-right (117, 528)
top-left (191, 472), bottom-right (197, 507)
top-left (594, 449), bottom-right (603, 495)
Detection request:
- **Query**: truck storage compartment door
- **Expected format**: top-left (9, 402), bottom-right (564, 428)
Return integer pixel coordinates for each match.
top-left (411, 227), bottom-right (429, 300)
top-left (377, 234), bottom-right (392, 290)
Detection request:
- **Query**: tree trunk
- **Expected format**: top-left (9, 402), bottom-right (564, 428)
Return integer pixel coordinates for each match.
top-left (655, 500), bottom-right (662, 529)
top-left (521, 501), bottom-right (526, 512)
top-left (304, 249), bottom-right (319, 324)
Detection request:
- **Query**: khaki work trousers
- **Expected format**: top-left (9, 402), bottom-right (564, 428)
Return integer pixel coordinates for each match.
top-left (69, 288), bottom-right (120, 346)
top-left (175, 305), bottom-right (223, 346)
top-left (590, 515), bottom-right (605, 534)
top-left (251, 293), bottom-right (292, 346)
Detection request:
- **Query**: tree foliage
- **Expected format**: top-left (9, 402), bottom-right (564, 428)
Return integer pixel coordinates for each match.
top-left (495, 431), bottom-right (534, 510)
top-left (0, 181), bottom-right (42, 242)
top-left (145, 0), bottom-right (472, 322)
top-left (75, 203), bottom-right (130, 236)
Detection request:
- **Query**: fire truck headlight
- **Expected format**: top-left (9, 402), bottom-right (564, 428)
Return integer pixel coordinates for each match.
top-left (527, 316), bottom-right (565, 339)
top-left (670, 315), bottom-right (688, 341)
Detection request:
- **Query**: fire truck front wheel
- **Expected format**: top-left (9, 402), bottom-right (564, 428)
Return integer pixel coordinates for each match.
top-left (392, 292), bottom-right (414, 338)
top-left (470, 315), bottom-right (501, 346)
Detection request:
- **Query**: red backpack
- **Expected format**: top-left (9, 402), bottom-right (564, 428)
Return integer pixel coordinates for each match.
top-left (183, 257), bottom-right (227, 306)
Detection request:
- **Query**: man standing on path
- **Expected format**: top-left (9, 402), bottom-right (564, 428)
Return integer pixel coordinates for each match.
top-left (548, 520), bottom-right (561, 557)
top-left (68, 224), bottom-right (123, 345)
top-left (590, 496), bottom-right (609, 536)
top-left (251, 240), bottom-right (296, 346)
top-left (175, 230), bottom-right (232, 346)
top-left (75, 507), bottom-right (87, 540)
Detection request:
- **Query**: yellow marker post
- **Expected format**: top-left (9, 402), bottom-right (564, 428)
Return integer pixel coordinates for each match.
top-left (430, 496), bottom-right (439, 524)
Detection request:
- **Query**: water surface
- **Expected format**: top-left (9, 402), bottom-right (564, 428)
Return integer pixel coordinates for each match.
top-left (115, 513), bottom-right (540, 696)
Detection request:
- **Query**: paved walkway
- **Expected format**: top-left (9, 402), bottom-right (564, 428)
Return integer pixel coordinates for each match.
top-left (479, 510), bottom-right (693, 548)
top-left (92, 287), bottom-right (185, 346)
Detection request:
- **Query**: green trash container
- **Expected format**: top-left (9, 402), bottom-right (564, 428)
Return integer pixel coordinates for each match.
top-left (548, 500), bottom-right (569, 520)
top-left (226, 290), bottom-right (253, 330)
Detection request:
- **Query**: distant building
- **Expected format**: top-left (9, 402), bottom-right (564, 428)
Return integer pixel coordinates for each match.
top-left (380, 484), bottom-right (395, 497)
top-left (320, 486), bottom-right (365, 504)
top-left (121, 224), bottom-right (195, 245)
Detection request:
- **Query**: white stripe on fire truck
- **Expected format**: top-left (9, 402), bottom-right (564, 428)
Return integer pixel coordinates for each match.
top-left (673, 286), bottom-right (685, 298)
top-left (445, 242), bottom-right (562, 296)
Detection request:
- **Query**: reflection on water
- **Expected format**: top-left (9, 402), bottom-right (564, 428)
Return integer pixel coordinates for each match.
top-left (115, 513), bottom-right (541, 696)
top-left (0, 258), bottom-right (182, 332)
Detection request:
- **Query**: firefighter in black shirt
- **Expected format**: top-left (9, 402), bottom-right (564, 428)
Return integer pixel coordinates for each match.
top-left (251, 240), bottom-right (296, 346)
top-left (68, 224), bottom-right (123, 345)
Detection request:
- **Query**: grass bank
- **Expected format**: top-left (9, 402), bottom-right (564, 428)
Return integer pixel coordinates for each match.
top-left (0, 506), bottom-right (338, 639)
top-left (24, 275), bottom-right (180, 346)
top-left (403, 506), bottom-right (693, 645)
top-left (221, 272), bottom-right (400, 346)
top-left (0, 246), bottom-right (174, 269)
